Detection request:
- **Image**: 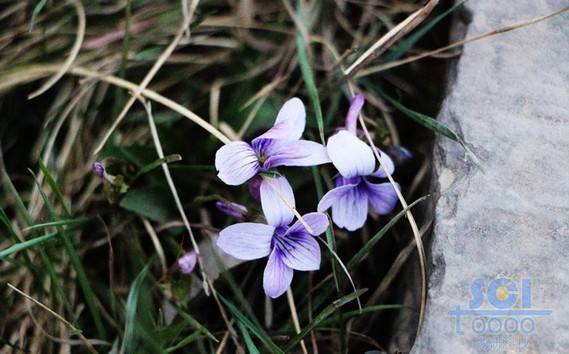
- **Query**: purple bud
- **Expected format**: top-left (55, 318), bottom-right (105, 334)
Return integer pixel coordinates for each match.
top-left (248, 177), bottom-right (262, 202)
top-left (215, 200), bottom-right (248, 220)
top-left (385, 146), bottom-right (413, 164)
top-left (92, 162), bottom-right (105, 178)
top-left (345, 93), bottom-right (365, 134)
top-left (177, 251), bottom-right (198, 275)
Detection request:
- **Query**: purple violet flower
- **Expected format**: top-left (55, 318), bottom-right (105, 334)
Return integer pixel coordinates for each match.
top-left (317, 94), bottom-right (399, 231)
top-left (384, 146), bottom-right (413, 164)
top-left (217, 176), bottom-right (329, 298)
top-left (178, 251), bottom-right (198, 275)
top-left (215, 200), bottom-right (248, 220)
top-left (92, 162), bottom-right (105, 178)
top-left (92, 161), bottom-right (116, 183)
top-left (215, 98), bottom-right (330, 186)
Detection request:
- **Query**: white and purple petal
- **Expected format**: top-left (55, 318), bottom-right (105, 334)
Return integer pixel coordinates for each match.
top-left (318, 180), bottom-right (369, 231)
top-left (262, 139), bottom-right (330, 169)
top-left (263, 249), bottom-right (294, 298)
top-left (371, 148), bottom-right (395, 178)
top-left (326, 130), bottom-right (375, 179)
top-left (254, 97), bottom-right (306, 141)
top-left (345, 93), bottom-right (365, 134)
top-left (331, 185), bottom-right (368, 231)
top-left (217, 223), bottom-right (275, 260)
top-left (287, 212), bottom-right (329, 236)
top-left (317, 181), bottom-right (357, 213)
top-left (275, 232), bottom-right (321, 271)
top-left (260, 176), bottom-right (295, 227)
top-left (215, 141), bottom-right (260, 185)
top-left (364, 180), bottom-right (399, 215)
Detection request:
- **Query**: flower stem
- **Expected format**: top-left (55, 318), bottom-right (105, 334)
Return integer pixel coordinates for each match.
top-left (286, 288), bottom-right (308, 354)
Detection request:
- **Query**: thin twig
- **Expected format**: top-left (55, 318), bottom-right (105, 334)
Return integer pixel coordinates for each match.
top-left (317, 237), bottom-right (362, 311)
top-left (28, 0), bottom-right (85, 99)
top-left (344, 0), bottom-right (438, 76)
top-left (140, 99), bottom-right (210, 295)
top-left (93, 0), bottom-right (200, 155)
top-left (0, 64), bottom-right (232, 144)
top-left (358, 4), bottom-right (569, 77)
top-left (286, 288), bottom-right (308, 354)
top-left (356, 100), bottom-right (428, 335)
top-left (214, 331), bottom-right (230, 354)
top-left (7, 283), bottom-right (98, 354)
top-left (141, 218), bottom-right (167, 278)
top-left (365, 220), bottom-right (433, 311)
top-left (206, 279), bottom-right (244, 354)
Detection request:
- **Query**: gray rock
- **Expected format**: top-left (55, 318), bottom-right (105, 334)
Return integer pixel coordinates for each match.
top-left (412, 1), bottom-right (569, 353)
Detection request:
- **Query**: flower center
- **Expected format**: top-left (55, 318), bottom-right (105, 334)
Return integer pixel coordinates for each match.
top-left (271, 226), bottom-right (288, 249)
top-left (251, 138), bottom-right (274, 169)
top-left (258, 154), bottom-right (268, 165)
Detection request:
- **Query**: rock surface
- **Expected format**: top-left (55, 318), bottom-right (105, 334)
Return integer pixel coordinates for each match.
top-left (412, 1), bottom-right (569, 353)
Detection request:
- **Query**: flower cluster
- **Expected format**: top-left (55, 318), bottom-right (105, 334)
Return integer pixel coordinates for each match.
top-left (213, 95), bottom-right (398, 298)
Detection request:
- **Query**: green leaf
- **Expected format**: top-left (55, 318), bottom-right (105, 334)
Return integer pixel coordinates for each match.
top-left (121, 263), bottom-right (152, 354)
top-left (237, 321), bottom-right (261, 354)
top-left (133, 46), bottom-right (166, 61)
top-left (120, 186), bottom-right (176, 222)
top-left (209, 241), bottom-right (261, 327)
top-left (101, 145), bottom-right (158, 167)
top-left (311, 167), bottom-right (340, 291)
top-left (131, 154), bottom-right (182, 182)
top-left (165, 332), bottom-right (200, 353)
top-left (0, 207), bottom-right (36, 270)
top-left (347, 195), bottom-right (429, 269)
top-left (175, 306), bottom-right (218, 343)
top-left (1, 168), bottom-right (77, 325)
top-left (38, 160), bottom-right (71, 215)
top-left (219, 294), bottom-right (284, 354)
top-left (25, 217), bottom-right (89, 232)
top-left (0, 231), bottom-right (60, 259)
top-left (295, 1), bottom-right (325, 144)
top-left (283, 289), bottom-right (368, 352)
top-left (373, 88), bottom-right (483, 170)
top-left (35, 162), bottom-right (107, 338)
top-left (29, 0), bottom-right (49, 31)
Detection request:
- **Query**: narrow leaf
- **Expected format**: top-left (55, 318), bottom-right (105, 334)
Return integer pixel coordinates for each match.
top-left (283, 289), bottom-right (368, 352)
top-left (25, 217), bottom-right (89, 232)
top-left (175, 306), bottom-right (218, 342)
top-left (131, 154), bottom-right (182, 182)
top-left (33, 165), bottom-right (107, 338)
top-left (237, 321), bottom-right (261, 354)
top-left (295, 2), bottom-right (325, 143)
top-left (347, 196), bottom-right (429, 269)
top-left (121, 263), bottom-right (152, 353)
top-left (219, 294), bottom-right (284, 354)
top-left (373, 89), bottom-right (482, 170)
top-left (0, 231), bottom-right (60, 259)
